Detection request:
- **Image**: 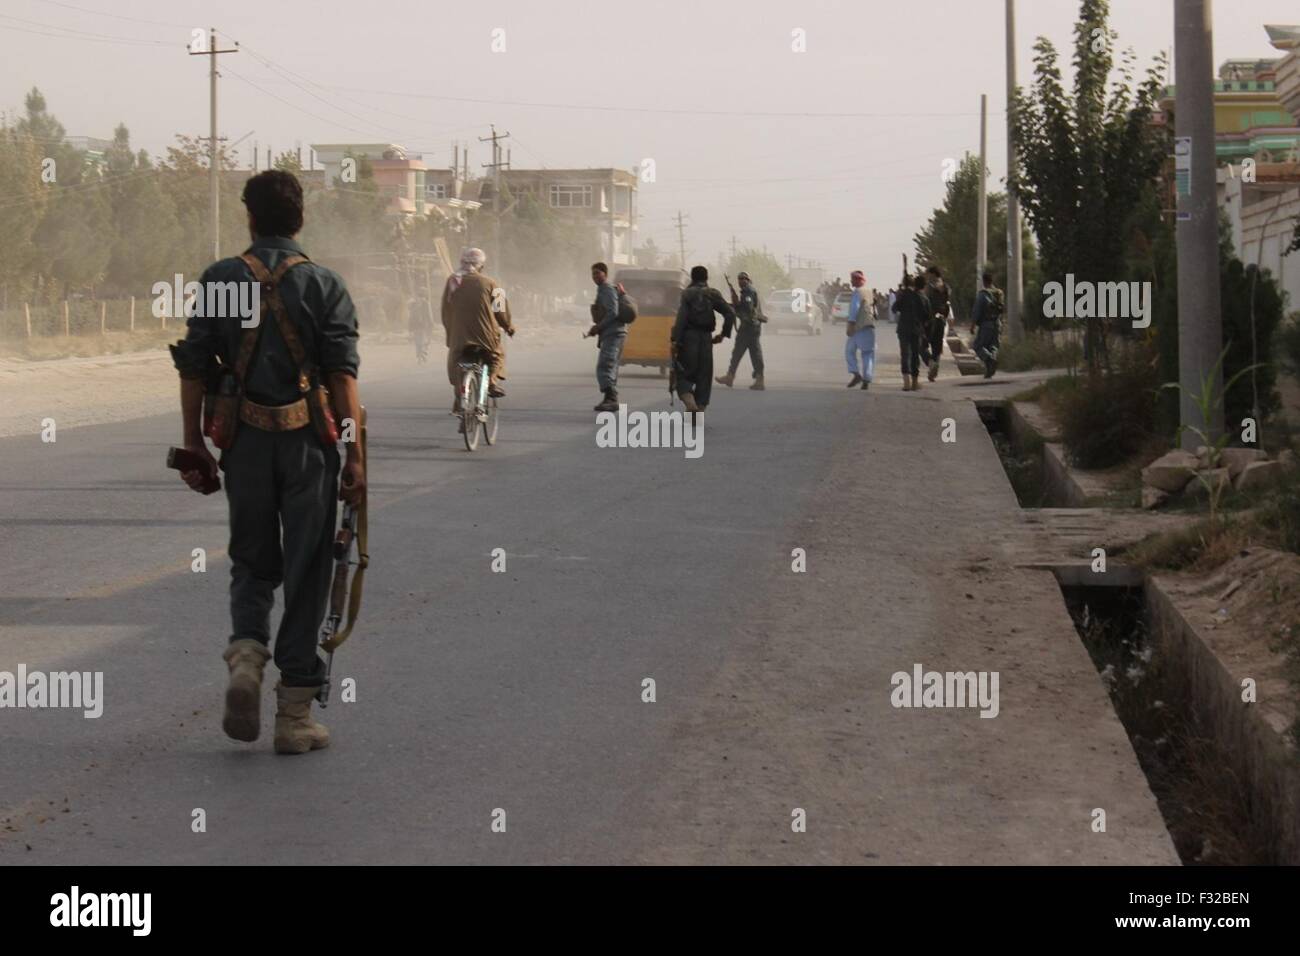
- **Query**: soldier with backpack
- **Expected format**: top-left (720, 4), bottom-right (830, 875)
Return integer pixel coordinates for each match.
top-left (920, 265), bottom-right (951, 382)
top-left (169, 169), bottom-right (364, 755)
top-left (586, 262), bottom-right (634, 412)
top-left (671, 265), bottom-right (736, 413)
top-left (970, 270), bottom-right (1005, 378)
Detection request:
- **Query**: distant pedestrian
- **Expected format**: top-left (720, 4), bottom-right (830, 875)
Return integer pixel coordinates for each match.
top-left (970, 270), bottom-right (1004, 378)
top-left (892, 274), bottom-right (929, 391)
top-left (586, 262), bottom-right (625, 411)
top-left (844, 270), bottom-right (875, 390)
top-left (920, 265), bottom-right (951, 382)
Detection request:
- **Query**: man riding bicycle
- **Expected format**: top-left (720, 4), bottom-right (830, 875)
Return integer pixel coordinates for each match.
top-left (441, 247), bottom-right (515, 412)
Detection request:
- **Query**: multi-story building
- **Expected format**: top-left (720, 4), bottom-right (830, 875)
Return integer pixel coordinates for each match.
top-left (489, 168), bottom-right (639, 265)
top-left (1217, 26), bottom-right (1300, 311)
top-left (1161, 54), bottom-right (1300, 165)
top-left (311, 142), bottom-right (480, 232)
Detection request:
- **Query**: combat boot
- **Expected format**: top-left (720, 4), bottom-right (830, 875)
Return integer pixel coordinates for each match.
top-left (715, 372), bottom-right (735, 388)
top-left (928, 359), bottom-right (939, 382)
top-left (749, 374), bottom-right (765, 391)
top-left (222, 638), bottom-right (270, 742)
top-left (274, 684), bottom-right (330, 755)
top-left (902, 378), bottom-right (912, 392)
top-left (912, 375), bottom-right (922, 390)
top-left (594, 390), bottom-right (619, 412)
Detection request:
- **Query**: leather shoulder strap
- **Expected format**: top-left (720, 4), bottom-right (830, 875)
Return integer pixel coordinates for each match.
top-left (239, 252), bottom-right (311, 377)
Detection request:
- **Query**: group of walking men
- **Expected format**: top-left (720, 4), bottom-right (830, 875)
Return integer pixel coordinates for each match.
top-left (845, 264), bottom-right (1004, 391)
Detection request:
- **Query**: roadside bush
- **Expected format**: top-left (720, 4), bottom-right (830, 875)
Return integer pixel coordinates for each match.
top-left (1057, 346), bottom-right (1160, 469)
top-left (1280, 312), bottom-right (1300, 379)
top-left (998, 332), bottom-right (1081, 373)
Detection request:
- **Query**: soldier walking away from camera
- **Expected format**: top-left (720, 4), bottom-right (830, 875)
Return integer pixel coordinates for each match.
top-left (442, 247), bottom-right (515, 412)
top-left (409, 287), bottom-right (433, 364)
top-left (169, 169), bottom-right (365, 755)
top-left (587, 262), bottom-right (625, 412)
top-left (892, 273), bottom-right (929, 391)
top-left (672, 265), bottom-right (735, 413)
top-left (921, 265), bottom-right (951, 382)
top-left (716, 271), bottom-right (766, 390)
top-left (844, 270), bottom-right (876, 389)
top-left (970, 270), bottom-right (1004, 378)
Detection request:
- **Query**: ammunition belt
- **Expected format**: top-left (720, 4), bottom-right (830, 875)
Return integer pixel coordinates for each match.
top-left (239, 397), bottom-right (310, 432)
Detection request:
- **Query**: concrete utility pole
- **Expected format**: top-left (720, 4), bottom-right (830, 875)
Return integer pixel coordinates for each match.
top-left (674, 210), bottom-right (689, 270)
top-left (977, 94), bottom-right (988, 287)
top-left (189, 28), bottom-right (238, 262)
top-left (1005, 0), bottom-right (1024, 342)
top-left (479, 125), bottom-right (510, 276)
top-left (1174, 0), bottom-right (1224, 449)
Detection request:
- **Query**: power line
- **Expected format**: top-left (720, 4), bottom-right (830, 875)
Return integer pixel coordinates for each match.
top-left (29, 0), bottom-right (193, 29)
top-left (0, 15), bottom-right (175, 46)
top-left (268, 80), bottom-right (1004, 120)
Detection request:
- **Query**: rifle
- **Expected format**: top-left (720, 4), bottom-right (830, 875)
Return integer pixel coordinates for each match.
top-left (724, 273), bottom-right (739, 307)
top-left (901, 253), bottom-right (909, 292)
top-left (316, 407), bottom-right (369, 707)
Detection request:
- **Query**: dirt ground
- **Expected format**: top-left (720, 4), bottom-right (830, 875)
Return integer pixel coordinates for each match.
top-left (0, 324), bottom-right (575, 440)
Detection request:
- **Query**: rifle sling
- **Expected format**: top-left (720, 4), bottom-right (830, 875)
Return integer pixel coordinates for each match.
top-left (321, 410), bottom-right (368, 653)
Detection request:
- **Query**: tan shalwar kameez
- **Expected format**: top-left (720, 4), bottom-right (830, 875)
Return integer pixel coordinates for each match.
top-left (442, 271), bottom-right (514, 388)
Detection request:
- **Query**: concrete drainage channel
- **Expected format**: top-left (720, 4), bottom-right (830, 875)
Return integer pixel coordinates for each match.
top-left (978, 398), bottom-right (1300, 865)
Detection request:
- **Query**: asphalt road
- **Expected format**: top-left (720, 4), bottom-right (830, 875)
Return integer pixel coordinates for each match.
top-left (0, 322), bottom-right (1179, 864)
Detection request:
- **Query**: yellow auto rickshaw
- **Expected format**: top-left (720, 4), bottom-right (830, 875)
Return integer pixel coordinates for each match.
top-left (614, 268), bottom-right (686, 375)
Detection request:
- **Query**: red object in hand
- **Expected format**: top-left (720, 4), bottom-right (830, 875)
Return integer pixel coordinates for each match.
top-left (167, 446), bottom-right (220, 494)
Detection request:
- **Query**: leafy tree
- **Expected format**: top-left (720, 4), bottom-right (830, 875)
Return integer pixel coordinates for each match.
top-left (1009, 0), bottom-right (1167, 371)
top-left (913, 154), bottom-right (1040, 327)
top-left (723, 247), bottom-right (789, 296)
top-left (0, 122), bottom-right (47, 302)
top-left (104, 124), bottom-right (183, 296)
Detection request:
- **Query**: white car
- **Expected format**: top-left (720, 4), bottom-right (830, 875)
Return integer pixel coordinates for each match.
top-left (765, 289), bottom-right (823, 335)
top-left (831, 291), bottom-right (853, 323)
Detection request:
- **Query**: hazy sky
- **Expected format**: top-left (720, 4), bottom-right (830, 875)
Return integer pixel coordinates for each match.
top-left (4, 0), bottom-right (1298, 285)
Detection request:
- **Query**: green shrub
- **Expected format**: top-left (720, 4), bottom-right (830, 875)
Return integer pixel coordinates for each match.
top-left (1280, 312), bottom-right (1300, 379)
top-left (1058, 348), bottom-right (1160, 469)
top-left (998, 332), bottom-right (1081, 372)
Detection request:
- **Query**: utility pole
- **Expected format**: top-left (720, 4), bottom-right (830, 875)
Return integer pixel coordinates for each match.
top-left (190, 28), bottom-right (238, 262)
top-left (674, 210), bottom-right (689, 270)
top-left (1174, 0), bottom-right (1224, 449)
top-left (977, 93), bottom-right (988, 287)
top-left (1005, 0), bottom-right (1024, 343)
top-left (479, 125), bottom-right (510, 276)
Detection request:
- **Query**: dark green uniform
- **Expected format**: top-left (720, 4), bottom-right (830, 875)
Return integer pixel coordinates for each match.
top-left (171, 236), bottom-right (360, 687)
top-left (726, 285), bottom-right (765, 379)
top-left (672, 282), bottom-right (735, 409)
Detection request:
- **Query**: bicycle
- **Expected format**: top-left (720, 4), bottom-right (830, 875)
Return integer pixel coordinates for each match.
top-left (457, 346), bottom-right (500, 451)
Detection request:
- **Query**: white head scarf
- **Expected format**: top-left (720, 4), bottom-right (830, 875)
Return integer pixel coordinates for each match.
top-left (446, 247), bottom-right (486, 300)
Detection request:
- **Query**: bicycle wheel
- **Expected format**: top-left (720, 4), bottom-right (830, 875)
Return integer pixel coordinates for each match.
top-left (483, 394), bottom-right (499, 445)
top-left (461, 368), bottom-right (481, 451)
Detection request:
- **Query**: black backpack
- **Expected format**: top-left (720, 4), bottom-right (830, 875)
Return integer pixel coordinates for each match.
top-left (981, 288), bottom-right (1005, 325)
top-left (685, 288), bottom-right (716, 329)
top-left (616, 289), bottom-right (638, 324)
